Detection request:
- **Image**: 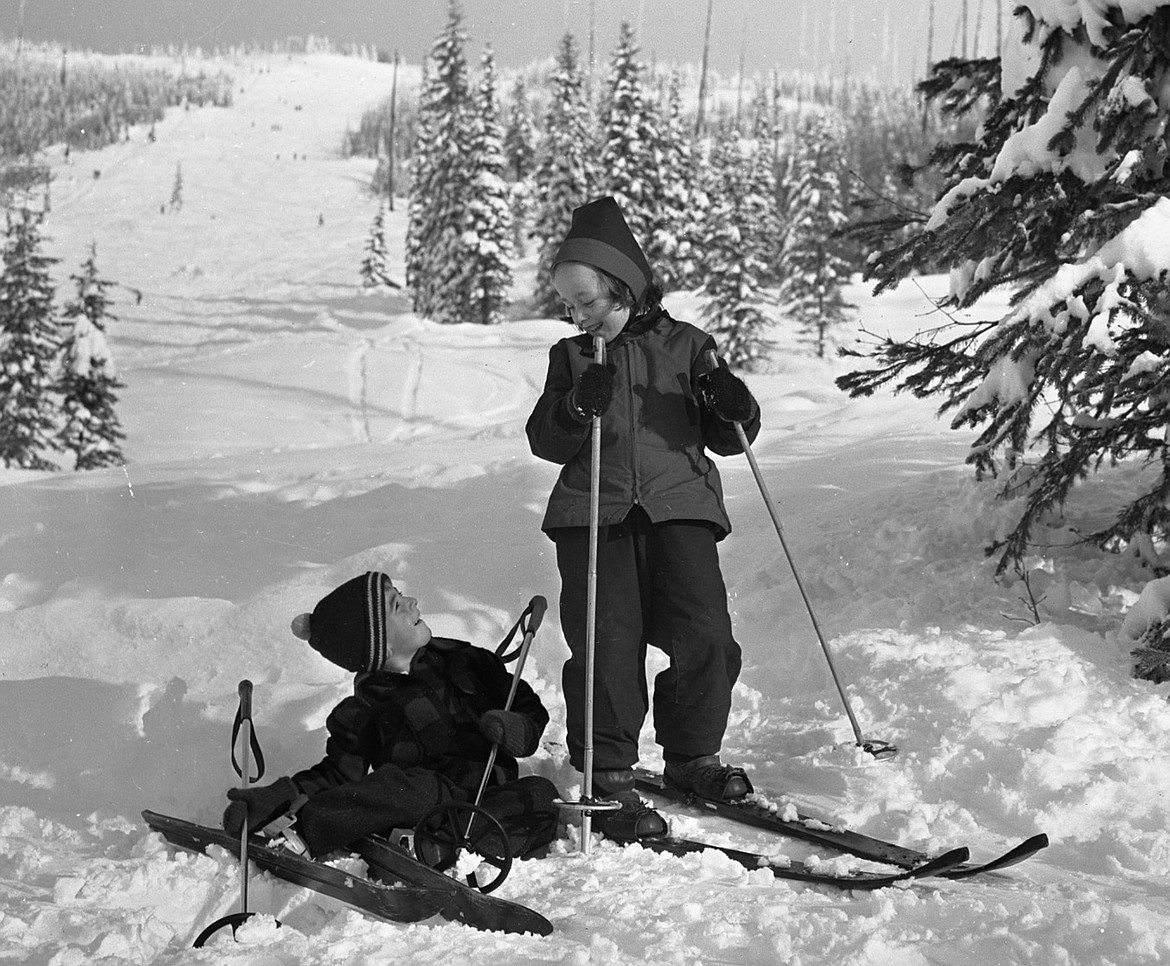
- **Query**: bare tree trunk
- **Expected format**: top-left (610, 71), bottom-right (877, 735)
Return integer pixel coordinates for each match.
top-left (996, 0), bottom-right (1003, 56)
top-left (926, 0), bottom-right (935, 71)
top-left (695, 0), bottom-right (715, 136)
top-left (387, 51), bottom-right (399, 211)
top-left (961, 0), bottom-right (969, 58)
top-left (16, 0), bottom-right (27, 58)
top-left (734, 34), bottom-right (745, 130)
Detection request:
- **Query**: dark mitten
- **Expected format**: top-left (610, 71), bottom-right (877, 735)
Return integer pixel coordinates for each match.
top-left (478, 708), bottom-right (541, 757)
top-left (567, 364), bottom-right (615, 420)
top-left (223, 775), bottom-right (299, 837)
top-left (698, 361), bottom-right (756, 423)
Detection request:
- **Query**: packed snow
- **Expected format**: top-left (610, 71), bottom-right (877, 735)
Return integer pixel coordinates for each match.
top-left (2, 47), bottom-right (1169, 966)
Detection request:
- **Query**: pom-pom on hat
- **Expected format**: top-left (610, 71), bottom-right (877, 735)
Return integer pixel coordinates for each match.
top-left (291, 572), bottom-right (389, 673)
top-left (552, 196), bottom-right (652, 301)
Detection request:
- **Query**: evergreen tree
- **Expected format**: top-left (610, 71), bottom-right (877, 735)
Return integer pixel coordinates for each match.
top-left (697, 137), bottom-right (773, 369)
top-left (0, 208), bottom-right (63, 470)
top-left (598, 22), bottom-right (668, 266)
top-left (838, 5), bottom-right (1170, 580)
top-left (653, 71), bottom-right (704, 292)
top-left (779, 114), bottom-right (854, 358)
top-left (405, 1), bottom-right (475, 323)
top-left (531, 33), bottom-right (595, 317)
top-left (502, 76), bottom-right (539, 258)
top-left (502, 76), bottom-right (538, 182)
top-left (455, 47), bottom-right (514, 325)
top-left (745, 102), bottom-right (784, 288)
top-left (58, 244), bottom-right (126, 470)
top-left (360, 201), bottom-right (397, 288)
top-left (404, 57), bottom-right (432, 307)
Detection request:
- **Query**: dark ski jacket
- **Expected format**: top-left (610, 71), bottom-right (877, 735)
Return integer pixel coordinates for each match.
top-left (291, 637), bottom-right (549, 797)
top-left (526, 306), bottom-right (761, 540)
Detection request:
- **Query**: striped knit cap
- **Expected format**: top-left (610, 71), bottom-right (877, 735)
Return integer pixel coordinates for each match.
top-left (291, 572), bottom-right (389, 673)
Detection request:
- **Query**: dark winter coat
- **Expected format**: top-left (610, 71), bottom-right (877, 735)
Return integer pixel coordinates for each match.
top-left (526, 307), bottom-right (761, 539)
top-left (291, 637), bottom-right (549, 799)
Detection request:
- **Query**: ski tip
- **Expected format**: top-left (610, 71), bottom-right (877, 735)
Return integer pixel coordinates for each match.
top-left (1009, 832), bottom-right (1050, 856)
top-left (914, 846), bottom-right (970, 877)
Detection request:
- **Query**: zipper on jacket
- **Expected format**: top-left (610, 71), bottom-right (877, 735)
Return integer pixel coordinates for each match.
top-left (626, 344), bottom-right (642, 506)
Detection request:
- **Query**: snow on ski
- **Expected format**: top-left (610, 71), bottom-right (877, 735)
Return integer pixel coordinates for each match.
top-left (142, 810), bottom-right (553, 936)
top-left (633, 770), bottom-right (1049, 879)
top-left (633, 835), bottom-right (972, 890)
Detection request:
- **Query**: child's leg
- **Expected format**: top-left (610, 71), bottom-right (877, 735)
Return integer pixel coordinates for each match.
top-left (296, 764), bottom-right (455, 857)
top-left (480, 775), bottom-right (561, 857)
top-left (645, 521), bottom-right (743, 757)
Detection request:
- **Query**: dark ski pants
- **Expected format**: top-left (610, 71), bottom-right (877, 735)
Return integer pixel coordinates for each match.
top-left (554, 508), bottom-right (742, 773)
top-left (297, 764), bottom-right (559, 858)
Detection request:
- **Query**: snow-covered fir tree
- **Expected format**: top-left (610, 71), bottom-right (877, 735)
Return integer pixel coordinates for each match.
top-left (57, 244), bottom-right (126, 470)
top-left (360, 202), bottom-right (397, 289)
top-left (837, 4), bottom-right (1170, 599)
top-left (745, 100), bottom-right (784, 287)
top-left (652, 72), bottom-right (705, 292)
top-left (697, 136), bottom-right (774, 369)
top-left (779, 113), bottom-right (854, 359)
top-left (530, 33), bottom-right (595, 317)
top-left (503, 76), bottom-right (539, 258)
top-left (454, 47), bottom-right (514, 325)
top-left (405, 1), bottom-right (475, 323)
top-left (598, 22), bottom-right (668, 265)
top-left (503, 76), bottom-right (538, 182)
top-left (0, 208), bottom-right (63, 470)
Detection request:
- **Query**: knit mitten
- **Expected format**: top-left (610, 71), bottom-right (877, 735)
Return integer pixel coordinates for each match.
top-left (478, 709), bottom-right (541, 757)
top-left (698, 362), bottom-right (755, 423)
top-left (568, 364), bottom-right (615, 420)
top-left (223, 775), bottom-right (300, 837)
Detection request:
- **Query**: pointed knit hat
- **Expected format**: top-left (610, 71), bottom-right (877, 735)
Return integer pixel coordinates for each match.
top-left (552, 196), bottom-right (653, 301)
top-left (290, 572), bottom-right (389, 673)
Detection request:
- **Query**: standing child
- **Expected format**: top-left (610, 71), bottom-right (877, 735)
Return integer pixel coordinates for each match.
top-left (526, 196), bottom-right (761, 842)
top-left (222, 572), bottom-right (559, 860)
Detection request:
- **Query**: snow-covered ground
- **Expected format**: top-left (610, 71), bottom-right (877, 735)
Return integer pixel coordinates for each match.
top-left (2, 48), bottom-right (1169, 966)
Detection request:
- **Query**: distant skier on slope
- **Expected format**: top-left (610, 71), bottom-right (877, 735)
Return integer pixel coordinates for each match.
top-left (220, 572), bottom-right (559, 859)
top-left (526, 196), bottom-right (761, 843)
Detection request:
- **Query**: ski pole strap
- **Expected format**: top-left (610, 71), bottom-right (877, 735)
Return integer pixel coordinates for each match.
top-left (230, 680), bottom-right (266, 783)
top-left (495, 595), bottom-right (547, 662)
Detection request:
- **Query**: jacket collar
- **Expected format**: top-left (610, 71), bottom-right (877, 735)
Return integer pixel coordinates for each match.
top-left (583, 305), bottom-right (669, 357)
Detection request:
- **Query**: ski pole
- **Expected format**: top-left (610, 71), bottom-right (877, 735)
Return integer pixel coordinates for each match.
top-left (704, 350), bottom-right (896, 760)
top-left (193, 680), bottom-right (274, 947)
top-left (234, 681), bottom-right (256, 912)
top-left (553, 338), bottom-right (620, 848)
top-left (581, 335), bottom-right (606, 852)
top-left (467, 596), bottom-right (547, 828)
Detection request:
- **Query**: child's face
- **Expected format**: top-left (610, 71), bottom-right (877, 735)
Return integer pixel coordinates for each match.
top-left (553, 263), bottom-right (629, 343)
top-left (380, 582), bottom-right (431, 672)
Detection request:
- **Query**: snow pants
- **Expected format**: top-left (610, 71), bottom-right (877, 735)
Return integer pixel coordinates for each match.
top-left (553, 507), bottom-right (743, 773)
top-left (296, 764), bottom-right (559, 859)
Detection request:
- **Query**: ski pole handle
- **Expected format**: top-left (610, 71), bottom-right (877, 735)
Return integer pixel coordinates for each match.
top-left (231, 679), bottom-right (265, 783)
top-left (527, 594), bottom-right (547, 634)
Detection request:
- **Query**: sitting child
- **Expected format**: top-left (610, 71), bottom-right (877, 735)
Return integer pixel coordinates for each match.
top-left (222, 571), bottom-right (560, 861)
